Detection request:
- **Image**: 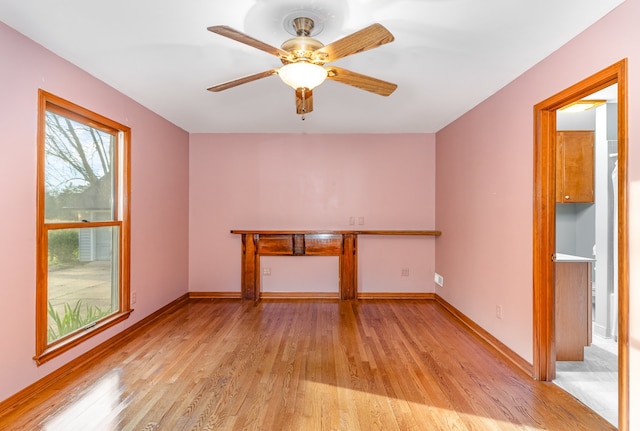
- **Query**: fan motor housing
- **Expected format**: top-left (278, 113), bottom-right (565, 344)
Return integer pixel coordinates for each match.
top-left (281, 36), bottom-right (325, 63)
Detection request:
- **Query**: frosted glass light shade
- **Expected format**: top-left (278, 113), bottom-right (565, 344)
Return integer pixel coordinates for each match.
top-left (278, 63), bottom-right (327, 90)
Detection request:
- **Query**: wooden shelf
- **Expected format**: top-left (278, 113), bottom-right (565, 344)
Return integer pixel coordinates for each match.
top-left (232, 230), bottom-right (351, 235)
top-left (231, 230), bottom-right (441, 236)
top-left (355, 230), bottom-right (441, 236)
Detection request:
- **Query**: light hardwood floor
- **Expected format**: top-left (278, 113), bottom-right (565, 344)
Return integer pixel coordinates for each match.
top-left (0, 299), bottom-right (614, 430)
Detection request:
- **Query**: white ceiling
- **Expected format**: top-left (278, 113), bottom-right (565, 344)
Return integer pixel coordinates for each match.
top-left (0, 0), bottom-right (625, 134)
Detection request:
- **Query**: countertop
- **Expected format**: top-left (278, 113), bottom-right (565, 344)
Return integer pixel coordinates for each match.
top-left (554, 253), bottom-right (595, 262)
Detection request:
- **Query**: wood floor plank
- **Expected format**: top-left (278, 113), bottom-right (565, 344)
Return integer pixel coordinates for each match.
top-left (0, 299), bottom-right (614, 430)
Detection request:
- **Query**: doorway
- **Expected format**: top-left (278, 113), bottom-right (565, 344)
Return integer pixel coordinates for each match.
top-left (532, 60), bottom-right (628, 430)
top-left (553, 84), bottom-right (618, 425)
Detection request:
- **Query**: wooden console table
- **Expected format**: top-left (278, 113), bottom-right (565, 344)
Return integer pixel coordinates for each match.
top-left (231, 230), bottom-right (441, 300)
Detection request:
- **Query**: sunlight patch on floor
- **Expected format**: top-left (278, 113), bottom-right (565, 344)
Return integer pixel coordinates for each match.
top-left (44, 370), bottom-right (124, 431)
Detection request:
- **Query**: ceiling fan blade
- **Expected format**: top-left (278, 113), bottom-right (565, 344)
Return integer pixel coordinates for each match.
top-left (295, 88), bottom-right (313, 114)
top-left (326, 67), bottom-right (397, 96)
top-left (207, 69), bottom-right (278, 92)
top-left (208, 25), bottom-right (290, 59)
top-left (314, 24), bottom-right (394, 63)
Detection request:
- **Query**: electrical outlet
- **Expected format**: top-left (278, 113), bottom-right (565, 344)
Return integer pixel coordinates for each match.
top-left (496, 305), bottom-right (503, 319)
top-left (263, 267), bottom-right (271, 276)
top-left (401, 268), bottom-right (410, 277)
top-left (132, 291), bottom-right (137, 304)
top-left (434, 273), bottom-right (444, 287)
top-left (349, 216), bottom-right (355, 225)
top-left (358, 216), bottom-right (365, 225)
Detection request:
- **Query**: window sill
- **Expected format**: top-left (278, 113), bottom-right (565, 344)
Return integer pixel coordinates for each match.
top-left (34, 310), bottom-right (133, 366)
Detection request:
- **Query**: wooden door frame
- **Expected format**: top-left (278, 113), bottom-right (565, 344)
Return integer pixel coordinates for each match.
top-left (533, 59), bottom-right (628, 430)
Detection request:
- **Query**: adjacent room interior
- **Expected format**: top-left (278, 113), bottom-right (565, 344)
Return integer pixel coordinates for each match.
top-left (0, 1), bottom-right (638, 430)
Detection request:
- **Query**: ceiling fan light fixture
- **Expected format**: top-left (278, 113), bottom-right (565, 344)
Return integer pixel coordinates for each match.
top-left (278, 62), bottom-right (327, 90)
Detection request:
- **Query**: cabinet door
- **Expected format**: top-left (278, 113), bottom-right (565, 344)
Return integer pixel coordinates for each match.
top-left (555, 261), bottom-right (592, 361)
top-left (556, 131), bottom-right (594, 203)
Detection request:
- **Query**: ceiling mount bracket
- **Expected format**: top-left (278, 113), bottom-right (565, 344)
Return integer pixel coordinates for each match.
top-left (292, 17), bottom-right (315, 37)
top-left (283, 10), bottom-right (325, 36)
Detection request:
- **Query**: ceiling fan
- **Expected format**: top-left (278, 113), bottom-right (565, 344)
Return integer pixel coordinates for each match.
top-left (207, 17), bottom-right (397, 117)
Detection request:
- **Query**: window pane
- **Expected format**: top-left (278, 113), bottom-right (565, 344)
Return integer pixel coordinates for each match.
top-left (44, 111), bottom-right (115, 223)
top-left (47, 227), bottom-right (119, 343)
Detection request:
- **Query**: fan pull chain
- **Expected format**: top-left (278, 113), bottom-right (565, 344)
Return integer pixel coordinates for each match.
top-left (301, 89), bottom-right (306, 121)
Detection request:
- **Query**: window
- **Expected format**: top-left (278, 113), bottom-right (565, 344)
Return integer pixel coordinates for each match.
top-left (35, 90), bottom-right (131, 365)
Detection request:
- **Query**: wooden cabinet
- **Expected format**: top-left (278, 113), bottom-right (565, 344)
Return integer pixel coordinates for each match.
top-left (555, 260), bottom-right (592, 361)
top-left (556, 131), bottom-right (594, 203)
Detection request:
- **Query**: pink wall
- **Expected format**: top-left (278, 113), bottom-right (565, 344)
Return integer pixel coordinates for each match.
top-left (0, 22), bottom-right (189, 401)
top-left (189, 133), bottom-right (437, 295)
top-left (435, 1), bottom-right (639, 427)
